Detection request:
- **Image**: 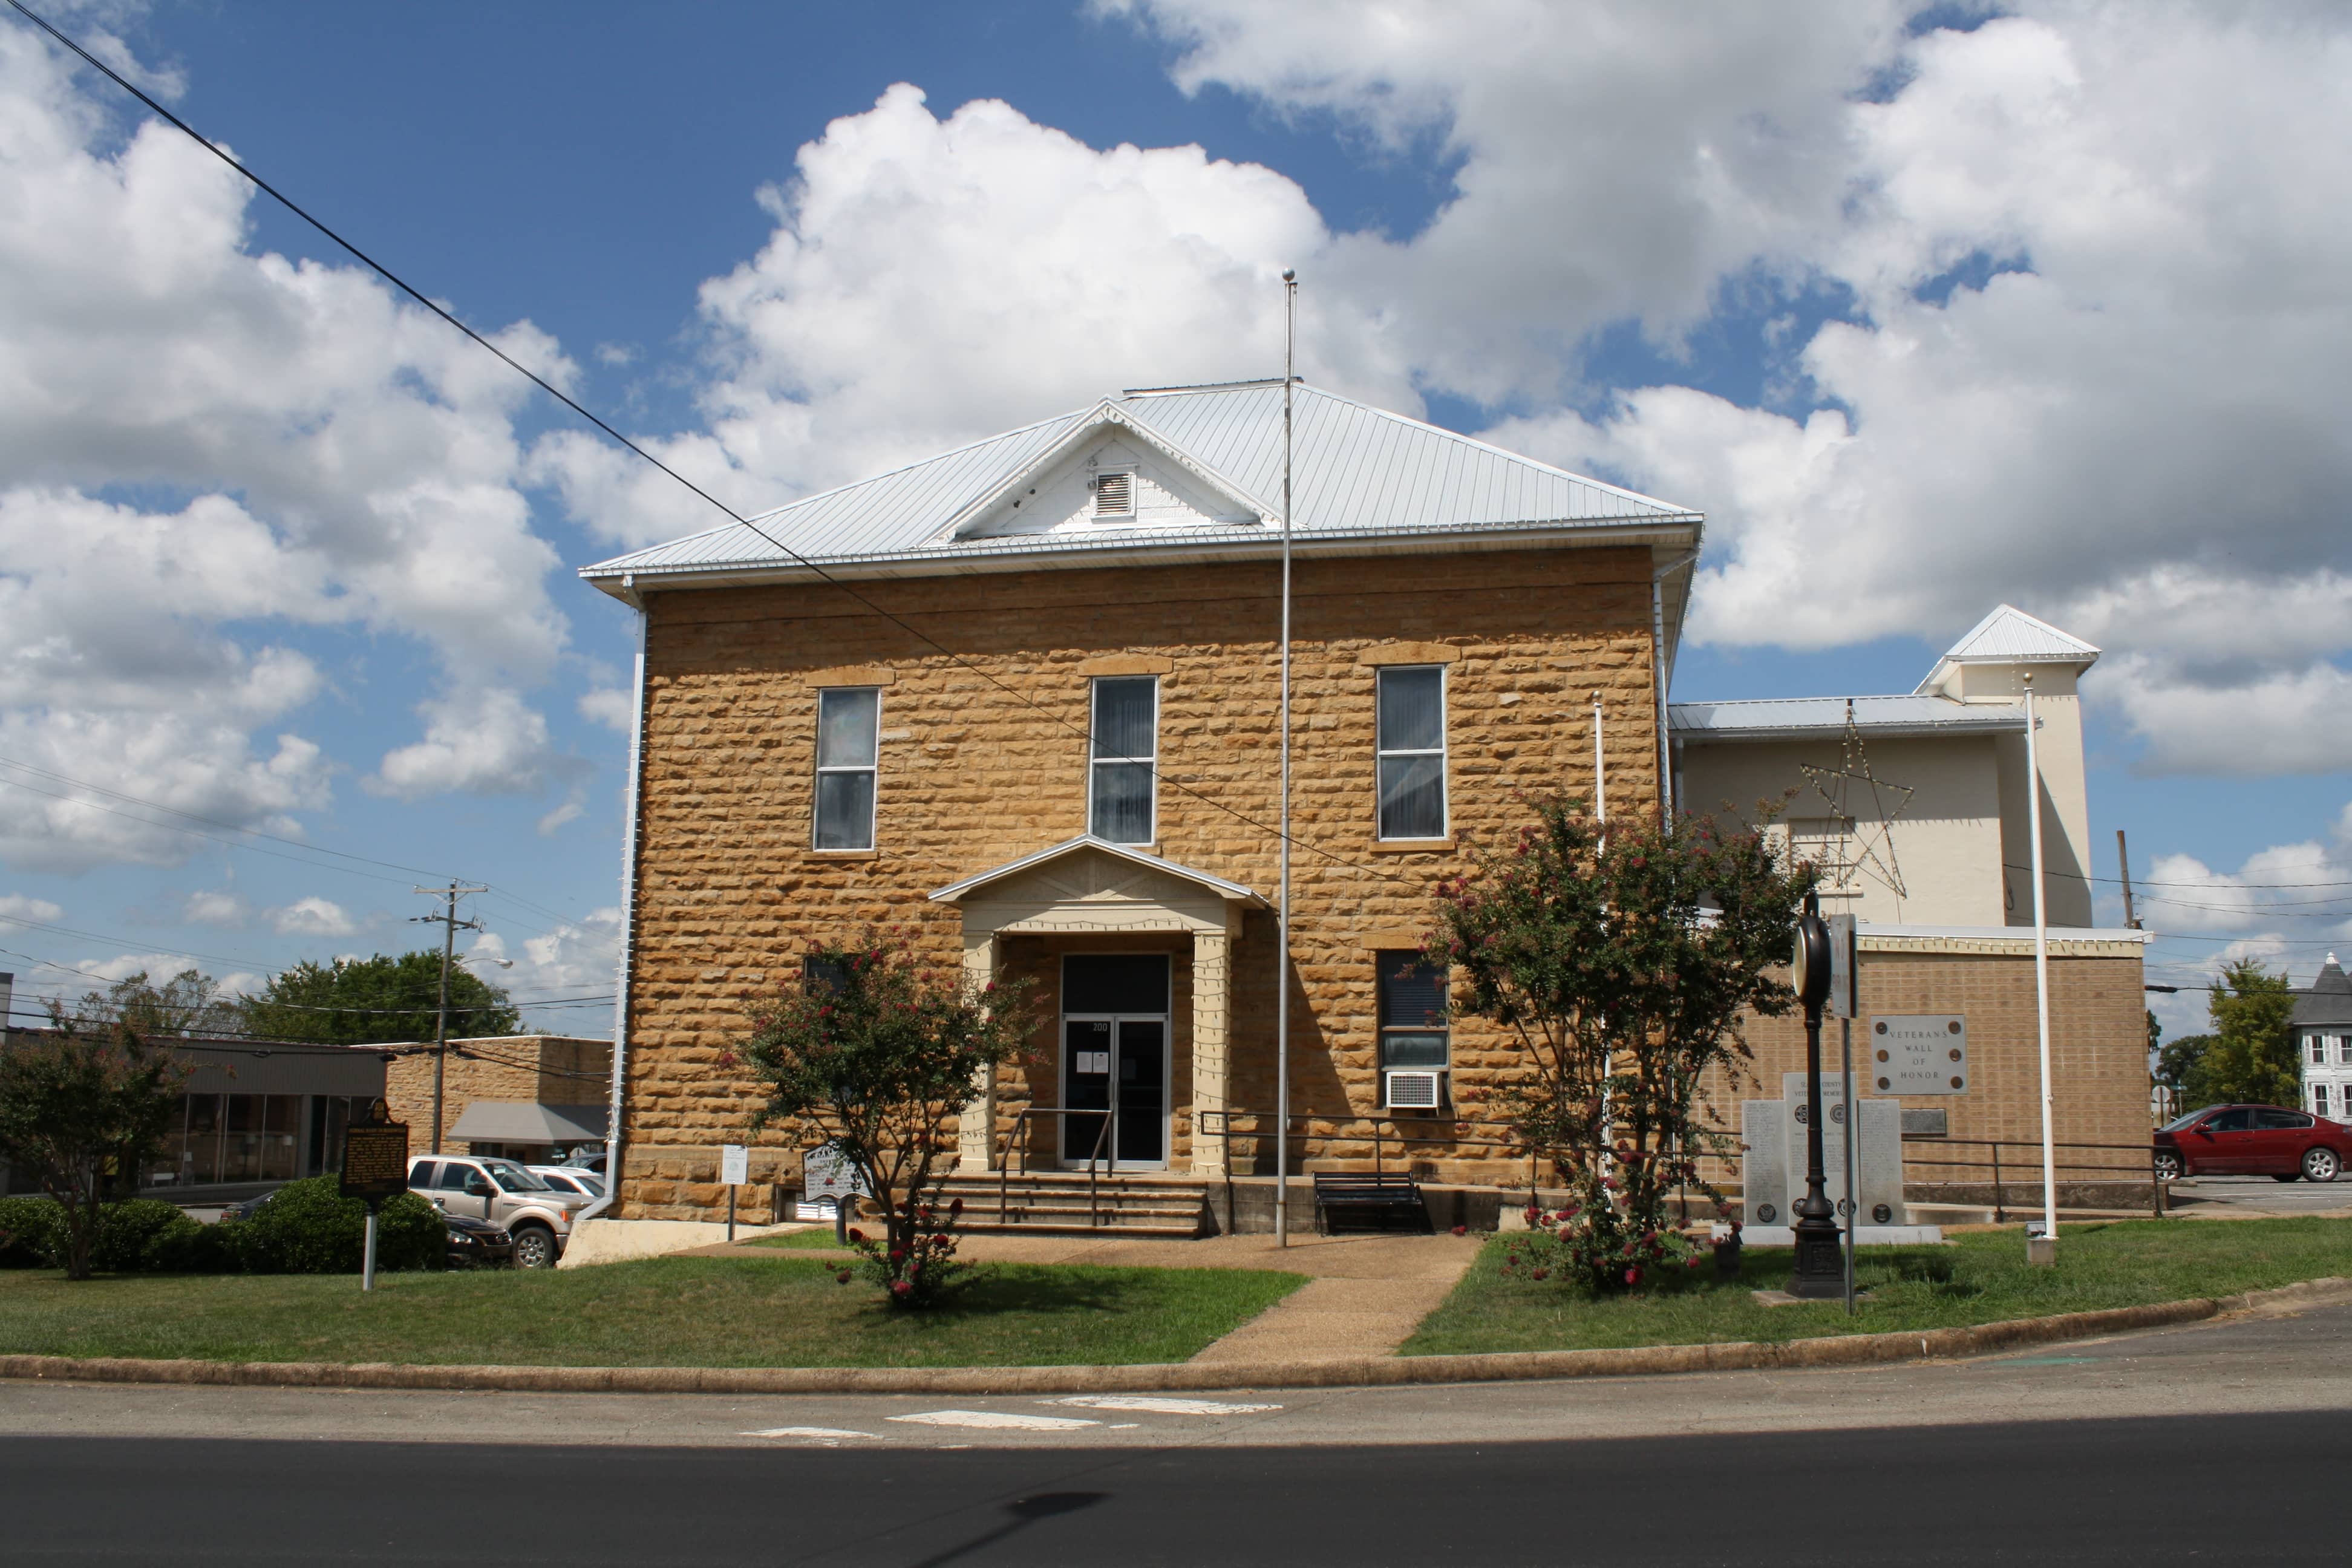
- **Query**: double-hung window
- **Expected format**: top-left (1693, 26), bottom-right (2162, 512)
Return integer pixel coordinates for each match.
top-left (1089, 676), bottom-right (1157, 844)
top-left (1377, 952), bottom-right (1449, 1073)
top-left (1376, 665), bottom-right (1447, 840)
top-left (813, 687), bottom-right (880, 851)
top-left (2313, 1034), bottom-right (2328, 1067)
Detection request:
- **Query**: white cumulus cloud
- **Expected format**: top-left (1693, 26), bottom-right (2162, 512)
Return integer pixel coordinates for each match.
top-left (270, 896), bottom-right (356, 937)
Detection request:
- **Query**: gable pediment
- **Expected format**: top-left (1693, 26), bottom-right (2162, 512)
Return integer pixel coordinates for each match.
top-left (930, 836), bottom-right (1260, 935)
top-left (942, 403), bottom-right (1272, 544)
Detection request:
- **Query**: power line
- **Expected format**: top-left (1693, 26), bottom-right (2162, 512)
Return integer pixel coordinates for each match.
top-left (2, 1), bottom-right (1413, 892)
top-left (0, 754), bottom-right (456, 883)
top-left (2008, 860), bottom-right (2352, 891)
top-left (0, 772), bottom-right (427, 889)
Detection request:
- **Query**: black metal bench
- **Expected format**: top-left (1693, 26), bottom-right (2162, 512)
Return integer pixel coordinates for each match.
top-left (1312, 1172), bottom-right (1430, 1235)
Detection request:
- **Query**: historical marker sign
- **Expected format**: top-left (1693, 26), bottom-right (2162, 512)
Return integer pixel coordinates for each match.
top-left (802, 1142), bottom-right (868, 1204)
top-left (720, 1143), bottom-right (749, 1187)
top-left (1871, 1014), bottom-right (1968, 1095)
top-left (339, 1107), bottom-right (411, 1204)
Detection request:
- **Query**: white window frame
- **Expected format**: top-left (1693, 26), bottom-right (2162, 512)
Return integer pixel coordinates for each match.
top-left (2337, 1034), bottom-right (2352, 1066)
top-left (2315, 1082), bottom-right (2333, 1119)
top-left (1374, 664), bottom-right (1449, 841)
top-left (2313, 1034), bottom-right (2328, 1067)
top-left (1088, 675), bottom-right (1158, 845)
top-left (812, 685), bottom-right (881, 852)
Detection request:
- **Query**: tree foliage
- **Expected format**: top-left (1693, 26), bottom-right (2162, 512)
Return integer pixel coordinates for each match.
top-left (1431, 796), bottom-right (1811, 1292)
top-left (239, 952), bottom-right (520, 1044)
top-left (2156, 1032), bottom-right (2220, 1111)
top-left (2191, 961), bottom-right (2299, 1109)
top-left (0, 1010), bottom-right (189, 1279)
top-left (739, 936), bottom-right (1034, 1307)
top-left (61, 969), bottom-right (243, 1037)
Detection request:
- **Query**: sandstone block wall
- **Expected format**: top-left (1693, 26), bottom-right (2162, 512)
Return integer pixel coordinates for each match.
top-left (617, 546), bottom-right (1664, 1218)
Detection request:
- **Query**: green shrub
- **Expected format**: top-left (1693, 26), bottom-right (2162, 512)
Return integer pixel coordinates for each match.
top-left (232, 1178), bottom-right (443, 1274)
top-left (139, 1212), bottom-right (240, 1273)
top-left (93, 1199), bottom-right (190, 1273)
top-left (0, 1195), bottom-right (62, 1268)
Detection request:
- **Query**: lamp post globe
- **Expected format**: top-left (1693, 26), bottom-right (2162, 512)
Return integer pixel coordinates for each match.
top-left (1788, 890), bottom-right (1846, 1298)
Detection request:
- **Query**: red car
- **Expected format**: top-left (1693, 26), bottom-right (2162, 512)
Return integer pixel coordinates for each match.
top-left (2154, 1105), bottom-right (2352, 1183)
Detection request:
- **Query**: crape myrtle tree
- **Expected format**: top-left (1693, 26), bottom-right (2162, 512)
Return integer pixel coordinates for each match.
top-left (0, 1008), bottom-right (189, 1279)
top-left (1429, 794), bottom-right (1811, 1292)
top-left (738, 935), bottom-right (1035, 1308)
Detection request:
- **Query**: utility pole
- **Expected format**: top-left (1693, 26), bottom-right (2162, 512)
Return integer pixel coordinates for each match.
top-left (411, 880), bottom-right (488, 1154)
top-left (2117, 829), bottom-right (2139, 929)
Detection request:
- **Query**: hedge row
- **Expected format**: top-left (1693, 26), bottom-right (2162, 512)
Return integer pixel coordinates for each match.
top-left (0, 1178), bottom-right (445, 1275)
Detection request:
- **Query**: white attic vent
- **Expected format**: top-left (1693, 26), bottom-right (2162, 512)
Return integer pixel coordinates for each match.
top-left (1093, 470), bottom-right (1134, 518)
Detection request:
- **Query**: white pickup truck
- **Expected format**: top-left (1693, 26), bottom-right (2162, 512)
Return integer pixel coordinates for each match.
top-left (408, 1154), bottom-right (594, 1269)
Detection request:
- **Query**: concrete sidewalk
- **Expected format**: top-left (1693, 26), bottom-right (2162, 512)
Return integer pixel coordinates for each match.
top-left (691, 1227), bottom-right (1489, 1364)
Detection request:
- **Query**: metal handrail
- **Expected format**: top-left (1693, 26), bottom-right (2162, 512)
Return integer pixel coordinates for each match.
top-left (1895, 1134), bottom-right (2164, 1221)
top-left (993, 1103), bottom-right (1118, 1228)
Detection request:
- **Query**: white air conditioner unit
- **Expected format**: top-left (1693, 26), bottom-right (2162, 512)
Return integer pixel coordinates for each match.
top-left (1383, 1070), bottom-right (1443, 1111)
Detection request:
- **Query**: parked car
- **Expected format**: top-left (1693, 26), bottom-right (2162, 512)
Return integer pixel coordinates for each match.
top-left (2154, 1104), bottom-right (2352, 1182)
top-left (407, 1155), bottom-right (594, 1269)
top-left (528, 1166), bottom-right (604, 1200)
top-left (221, 1191), bottom-right (277, 1222)
top-left (443, 1214), bottom-right (515, 1269)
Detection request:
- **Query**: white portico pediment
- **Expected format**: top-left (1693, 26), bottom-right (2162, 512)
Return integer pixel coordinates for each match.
top-left (929, 835), bottom-right (1261, 936)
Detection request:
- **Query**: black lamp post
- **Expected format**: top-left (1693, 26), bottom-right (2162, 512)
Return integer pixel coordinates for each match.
top-left (1788, 890), bottom-right (1846, 1299)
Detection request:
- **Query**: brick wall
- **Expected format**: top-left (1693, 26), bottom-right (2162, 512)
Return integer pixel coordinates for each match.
top-left (1699, 946), bottom-right (2151, 1204)
top-left (383, 1034), bottom-right (611, 1156)
top-left (617, 546), bottom-right (1663, 1217)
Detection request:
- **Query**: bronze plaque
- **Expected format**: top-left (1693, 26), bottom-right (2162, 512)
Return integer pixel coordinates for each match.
top-left (339, 1120), bottom-right (411, 1204)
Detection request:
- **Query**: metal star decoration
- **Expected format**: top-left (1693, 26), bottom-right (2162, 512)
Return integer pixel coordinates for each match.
top-left (1797, 700), bottom-right (1914, 900)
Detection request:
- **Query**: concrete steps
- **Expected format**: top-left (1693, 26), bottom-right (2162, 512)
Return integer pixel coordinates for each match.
top-left (938, 1171), bottom-right (1211, 1238)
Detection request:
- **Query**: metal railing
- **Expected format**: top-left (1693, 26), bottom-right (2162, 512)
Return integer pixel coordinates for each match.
top-left (993, 1103), bottom-right (1117, 1229)
top-left (1895, 1136), bottom-right (2164, 1221)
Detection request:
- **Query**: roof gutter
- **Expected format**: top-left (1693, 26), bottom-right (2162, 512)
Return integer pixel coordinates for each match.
top-left (578, 517), bottom-right (1703, 603)
top-left (1651, 549), bottom-right (1699, 825)
top-left (572, 588), bottom-right (648, 1229)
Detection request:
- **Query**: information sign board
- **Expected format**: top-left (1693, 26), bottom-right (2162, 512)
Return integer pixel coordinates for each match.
top-left (339, 1111), bottom-right (410, 1205)
top-left (1870, 1014), bottom-right (1969, 1095)
top-left (802, 1143), bottom-right (868, 1203)
top-left (720, 1143), bottom-right (748, 1187)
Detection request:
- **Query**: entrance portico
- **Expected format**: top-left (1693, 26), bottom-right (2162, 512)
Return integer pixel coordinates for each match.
top-left (929, 836), bottom-right (1262, 1175)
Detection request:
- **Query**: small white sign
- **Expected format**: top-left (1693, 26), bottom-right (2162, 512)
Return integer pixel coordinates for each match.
top-left (720, 1143), bottom-right (748, 1186)
top-left (803, 1142), bottom-right (868, 1201)
top-left (1871, 1014), bottom-right (1969, 1095)
top-left (1075, 1050), bottom-right (1111, 1076)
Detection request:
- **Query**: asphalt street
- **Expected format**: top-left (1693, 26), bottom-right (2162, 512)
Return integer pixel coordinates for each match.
top-left (6, 1298), bottom-right (2351, 1564)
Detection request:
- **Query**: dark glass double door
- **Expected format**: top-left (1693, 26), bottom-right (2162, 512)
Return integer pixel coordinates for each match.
top-left (1062, 955), bottom-right (1169, 1168)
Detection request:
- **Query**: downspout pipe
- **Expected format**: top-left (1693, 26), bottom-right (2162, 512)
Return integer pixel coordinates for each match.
top-left (1650, 549), bottom-right (1699, 826)
top-left (574, 580), bottom-right (648, 1229)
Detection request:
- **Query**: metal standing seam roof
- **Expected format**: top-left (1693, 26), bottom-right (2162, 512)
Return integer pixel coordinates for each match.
top-left (1668, 694), bottom-right (2028, 741)
top-left (578, 382), bottom-right (1700, 587)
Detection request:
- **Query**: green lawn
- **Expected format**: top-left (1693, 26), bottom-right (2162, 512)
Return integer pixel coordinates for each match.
top-left (750, 1228), bottom-right (855, 1250)
top-left (0, 1254), bottom-right (1306, 1369)
top-left (1403, 1217), bottom-right (2352, 1356)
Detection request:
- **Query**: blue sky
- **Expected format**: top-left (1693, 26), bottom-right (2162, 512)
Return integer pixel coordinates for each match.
top-left (2, 1), bottom-right (2349, 1041)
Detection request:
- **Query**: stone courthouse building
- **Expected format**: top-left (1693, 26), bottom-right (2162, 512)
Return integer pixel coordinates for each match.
top-left (580, 383), bottom-right (2149, 1229)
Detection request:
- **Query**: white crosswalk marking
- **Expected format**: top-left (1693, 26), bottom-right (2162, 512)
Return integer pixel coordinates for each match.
top-left (740, 1426), bottom-right (880, 1441)
top-left (889, 1410), bottom-right (1101, 1431)
top-left (1045, 1396), bottom-right (1283, 1415)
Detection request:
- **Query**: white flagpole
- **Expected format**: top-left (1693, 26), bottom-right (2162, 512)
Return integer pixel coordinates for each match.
top-left (2025, 673), bottom-right (2059, 1246)
top-left (1276, 269), bottom-right (1296, 1247)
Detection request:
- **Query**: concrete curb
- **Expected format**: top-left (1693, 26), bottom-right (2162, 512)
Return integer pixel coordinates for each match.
top-left (5, 1276), bottom-right (2343, 1398)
